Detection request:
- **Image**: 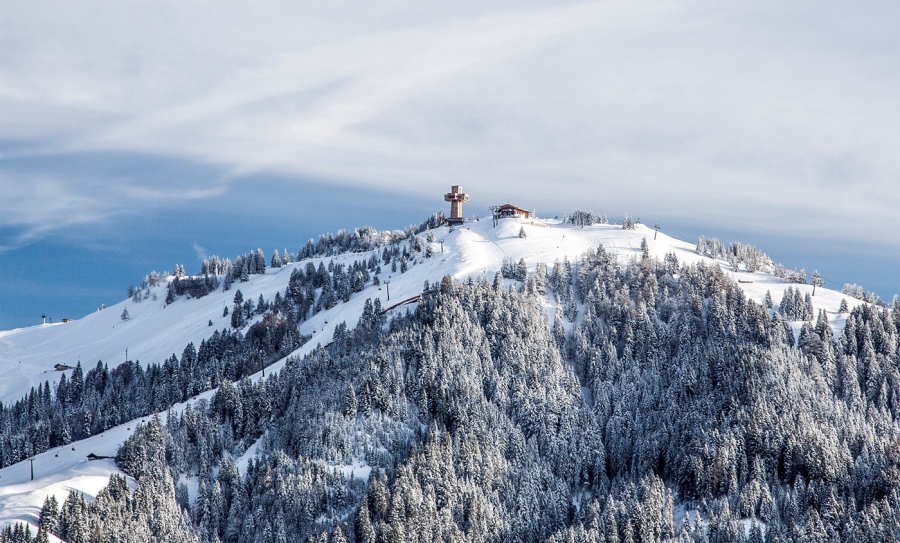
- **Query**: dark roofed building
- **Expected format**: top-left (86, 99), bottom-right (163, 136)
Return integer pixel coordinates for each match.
top-left (494, 204), bottom-right (530, 219)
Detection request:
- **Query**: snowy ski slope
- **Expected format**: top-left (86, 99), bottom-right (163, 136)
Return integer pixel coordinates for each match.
top-left (0, 216), bottom-right (867, 532)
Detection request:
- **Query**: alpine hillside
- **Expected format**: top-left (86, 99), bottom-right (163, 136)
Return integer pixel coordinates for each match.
top-left (1, 212), bottom-right (897, 543)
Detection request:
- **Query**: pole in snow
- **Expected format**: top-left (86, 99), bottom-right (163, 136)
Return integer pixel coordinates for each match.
top-left (653, 224), bottom-right (660, 240)
top-left (30, 457), bottom-right (34, 481)
top-left (385, 281), bottom-right (390, 301)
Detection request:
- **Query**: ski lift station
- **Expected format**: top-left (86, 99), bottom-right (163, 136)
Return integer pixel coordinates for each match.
top-left (492, 204), bottom-right (530, 220)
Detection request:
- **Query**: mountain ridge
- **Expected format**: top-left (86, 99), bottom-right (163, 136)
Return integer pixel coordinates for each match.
top-left (1, 214), bottom-right (893, 542)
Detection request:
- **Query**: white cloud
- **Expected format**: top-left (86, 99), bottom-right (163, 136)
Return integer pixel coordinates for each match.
top-left (0, 176), bottom-right (115, 247)
top-left (193, 242), bottom-right (208, 262)
top-left (0, 171), bottom-right (227, 250)
top-left (1, 0), bottom-right (897, 246)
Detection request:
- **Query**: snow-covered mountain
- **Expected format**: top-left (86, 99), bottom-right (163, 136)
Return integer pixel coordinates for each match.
top-left (0, 214), bottom-right (888, 541)
top-left (0, 217), bottom-right (860, 406)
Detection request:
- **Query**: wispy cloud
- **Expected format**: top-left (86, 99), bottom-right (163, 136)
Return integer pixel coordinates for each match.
top-left (0, 176), bottom-right (116, 249)
top-left (0, 155), bottom-right (229, 250)
top-left (193, 242), bottom-right (207, 262)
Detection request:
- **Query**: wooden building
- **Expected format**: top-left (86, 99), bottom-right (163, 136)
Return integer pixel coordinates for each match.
top-left (493, 204), bottom-right (530, 220)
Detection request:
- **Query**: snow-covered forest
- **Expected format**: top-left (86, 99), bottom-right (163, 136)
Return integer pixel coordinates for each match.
top-left (1, 213), bottom-right (897, 543)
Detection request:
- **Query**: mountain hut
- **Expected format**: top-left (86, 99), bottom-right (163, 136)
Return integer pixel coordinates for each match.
top-left (493, 204), bottom-right (530, 220)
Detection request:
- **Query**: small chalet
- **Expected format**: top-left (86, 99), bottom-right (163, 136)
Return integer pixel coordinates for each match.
top-left (493, 204), bottom-right (530, 220)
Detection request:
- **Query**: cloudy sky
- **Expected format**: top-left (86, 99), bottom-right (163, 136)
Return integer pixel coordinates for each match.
top-left (1, 0), bottom-right (898, 329)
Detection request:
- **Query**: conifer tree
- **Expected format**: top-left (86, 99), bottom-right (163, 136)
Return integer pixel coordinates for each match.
top-left (345, 385), bottom-right (357, 418)
top-left (812, 270), bottom-right (822, 295)
top-left (166, 282), bottom-right (176, 304)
